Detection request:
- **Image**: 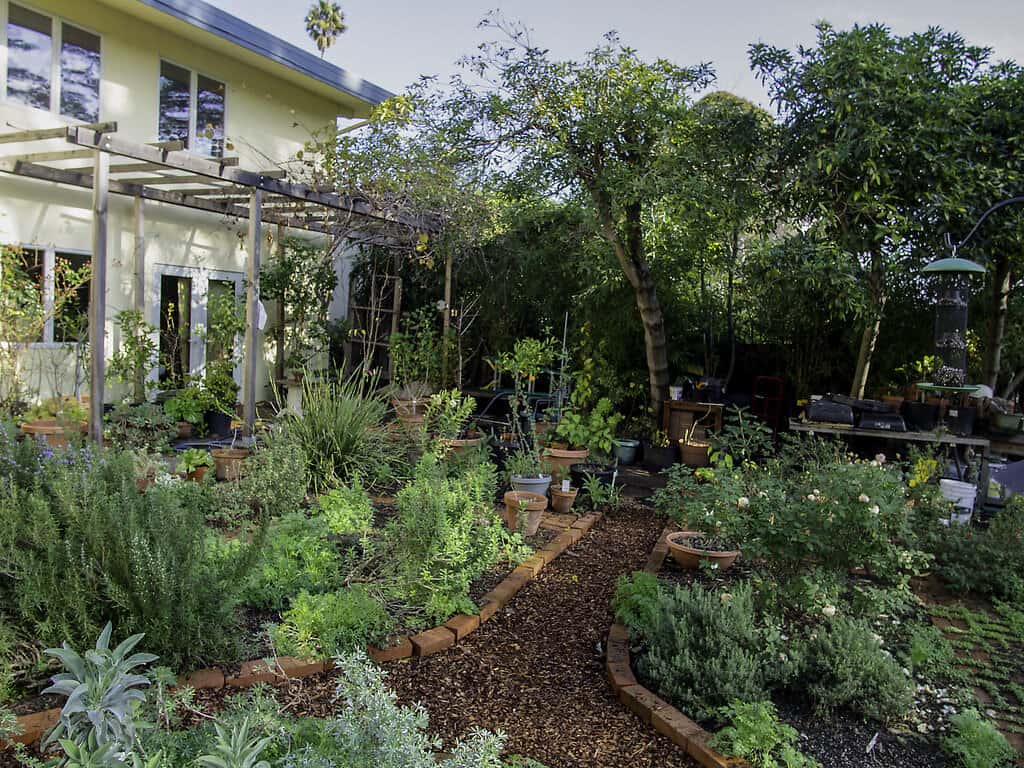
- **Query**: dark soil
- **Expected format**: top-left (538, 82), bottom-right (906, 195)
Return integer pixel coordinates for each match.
top-left (383, 503), bottom-right (698, 767)
top-left (776, 697), bottom-right (948, 768)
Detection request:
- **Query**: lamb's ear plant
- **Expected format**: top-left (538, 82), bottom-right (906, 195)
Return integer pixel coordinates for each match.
top-left (60, 731), bottom-right (163, 768)
top-left (43, 623), bottom-right (157, 751)
top-left (197, 718), bottom-right (273, 768)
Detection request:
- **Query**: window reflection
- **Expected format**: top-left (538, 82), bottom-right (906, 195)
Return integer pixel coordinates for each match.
top-left (195, 75), bottom-right (226, 158)
top-left (7, 3), bottom-right (52, 111)
top-left (60, 23), bottom-right (100, 122)
top-left (159, 60), bottom-right (191, 146)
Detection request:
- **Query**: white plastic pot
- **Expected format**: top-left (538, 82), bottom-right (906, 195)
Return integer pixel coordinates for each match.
top-left (939, 478), bottom-right (977, 511)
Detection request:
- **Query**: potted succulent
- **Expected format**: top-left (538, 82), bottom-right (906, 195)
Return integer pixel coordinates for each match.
top-left (179, 447), bottom-right (213, 482)
top-left (665, 530), bottom-right (741, 571)
top-left (503, 490), bottom-right (547, 535)
top-left (19, 397), bottom-right (88, 448)
top-left (163, 385), bottom-right (211, 439)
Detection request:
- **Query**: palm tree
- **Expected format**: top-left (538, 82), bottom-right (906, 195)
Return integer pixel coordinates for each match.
top-left (305, 0), bottom-right (347, 58)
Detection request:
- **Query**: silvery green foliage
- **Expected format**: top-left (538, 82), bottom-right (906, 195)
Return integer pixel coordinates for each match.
top-left (197, 718), bottom-right (272, 768)
top-left (279, 749), bottom-right (337, 768)
top-left (43, 623), bottom-right (157, 751)
top-left (327, 652), bottom-right (505, 768)
top-left (60, 732), bottom-right (163, 768)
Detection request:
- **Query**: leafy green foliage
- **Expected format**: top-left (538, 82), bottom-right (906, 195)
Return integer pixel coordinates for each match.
top-left (709, 700), bottom-right (821, 768)
top-left (43, 623), bottom-right (156, 751)
top-left (197, 719), bottom-right (272, 768)
top-left (163, 387), bottom-right (213, 428)
top-left (612, 571), bottom-right (660, 634)
top-left (424, 389), bottom-right (476, 443)
top-left (239, 437), bottom-right (309, 518)
top-left (801, 617), bottom-right (913, 722)
top-left (106, 403), bottom-right (178, 453)
top-left (555, 397), bottom-right (622, 454)
top-left (942, 710), bottom-right (1016, 768)
top-left (708, 406), bottom-right (773, 469)
top-left (107, 310), bottom-right (158, 400)
top-left (271, 587), bottom-right (392, 659)
top-left (317, 480), bottom-right (374, 536)
top-left (390, 307), bottom-right (450, 389)
top-left (179, 448), bottom-right (213, 474)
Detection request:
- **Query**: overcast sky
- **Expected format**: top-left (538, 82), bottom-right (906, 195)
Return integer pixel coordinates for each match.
top-left (211, 0), bottom-right (1024, 107)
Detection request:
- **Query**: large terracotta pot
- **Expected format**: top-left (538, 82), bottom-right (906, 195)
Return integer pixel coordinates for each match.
top-left (503, 490), bottom-right (547, 536)
top-left (211, 447), bottom-right (249, 481)
top-left (447, 431), bottom-right (485, 455)
top-left (679, 439), bottom-right (710, 468)
top-left (20, 419), bottom-right (88, 449)
top-left (544, 446), bottom-right (589, 479)
top-left (666, 531), bottom-right (740, 571)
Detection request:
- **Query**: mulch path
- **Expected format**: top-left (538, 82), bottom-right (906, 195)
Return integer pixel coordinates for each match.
top-left (383, 503), bottom-right (697, 768)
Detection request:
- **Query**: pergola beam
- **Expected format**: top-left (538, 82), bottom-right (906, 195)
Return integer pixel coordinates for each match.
top-left (0, 121), bottom-right (117, 144)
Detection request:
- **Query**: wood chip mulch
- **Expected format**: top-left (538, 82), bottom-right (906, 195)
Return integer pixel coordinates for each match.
top-left (383, 503), bottom-right (698, 768)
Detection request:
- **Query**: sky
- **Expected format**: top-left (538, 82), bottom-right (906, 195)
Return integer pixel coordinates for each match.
top-left (210, 0), bottom-right (1024, 107)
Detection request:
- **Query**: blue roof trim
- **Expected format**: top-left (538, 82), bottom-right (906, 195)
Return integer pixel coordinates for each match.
top-left (136, 0), bottom-right (393, 106)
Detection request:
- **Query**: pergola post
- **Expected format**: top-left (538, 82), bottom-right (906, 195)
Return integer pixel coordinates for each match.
top-left (132, 196), bottom-right (145, 402)
top-left (88, 150), bottom-right (109, 442)
top-left (243, 190), bottom-right (263, 435)
top-left (442, 249), bottom-right (453, 385)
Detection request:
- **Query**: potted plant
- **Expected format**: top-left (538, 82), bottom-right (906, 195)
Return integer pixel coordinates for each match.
top-left (106, 402), bottom-right (178, 453)
top-left (679, 422), bottom-right (711, 468)
top-left (204, 368), bottom-right (240, 437)
top-left (507, 447), bottom-right (552, 497)
top-left (549, 396), bottom-right (622, 479)
top-left (665, 530), bottom-right (741, 571)
top-left (423, 389), bottom-right (483, 453)
top-left (19, 397), bottom-right (88, 448)
top-left (390, 306), bottom-right (447, 426)
top-left (163, 385), bottom-right (210, 439)
top-left (643, 428), bottom-right (677, 471)
top-left (502, 490), bottom-right (547, 535)
top-left (179, 447), bottom-right (213, 482)
top-left (550, 484), bottom-right (579, 515)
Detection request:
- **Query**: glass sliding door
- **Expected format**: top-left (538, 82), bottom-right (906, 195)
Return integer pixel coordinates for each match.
top-left (158, 274), bottom-right (192, 385)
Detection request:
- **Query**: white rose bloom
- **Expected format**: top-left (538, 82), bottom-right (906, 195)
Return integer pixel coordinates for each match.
top-left (870, 504), bottom-right (880, 515)
top-left (737, 496), bottom-right (750, 508)
top-left (858, 493), bottom-right (870, 503)
top-left (822, 605), bottom-right (837, 618)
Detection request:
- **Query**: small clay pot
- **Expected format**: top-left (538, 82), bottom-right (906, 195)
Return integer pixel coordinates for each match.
top-left (176, 421), bottom-right (193, 440)
top-left (503, 490), bottom-right (547, 536)
top-left (186, 465), bottom-right (209, 483)
top-left (211, 447), bottom-right (249, 481)
top-left (550, 487), bottom-right (578, 515)
top-left (665, 531), bottom-right (740, 571)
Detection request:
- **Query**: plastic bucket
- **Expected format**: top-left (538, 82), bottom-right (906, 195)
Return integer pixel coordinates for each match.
top-left (939, 478), bottom-right (977, 511)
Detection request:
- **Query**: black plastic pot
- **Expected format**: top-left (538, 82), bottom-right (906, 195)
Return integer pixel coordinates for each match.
top-left (944, 405), bottom-right (977, 437)
top-left (206, 410), bottom-right (233, 438)
top-left (902, 400), bottom-right (939, 432)
top-left (642, 442), bottom-right (677, 471)
top-left (570, 462), bottom-right (616, 488)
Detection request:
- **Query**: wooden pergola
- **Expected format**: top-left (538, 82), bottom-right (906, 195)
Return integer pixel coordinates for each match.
top-left (0, 122), bottom-right (425, 439)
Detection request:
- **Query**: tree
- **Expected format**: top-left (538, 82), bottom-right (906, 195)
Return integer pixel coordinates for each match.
top-left (448, 19), bottom-right (713, 415)
top-left (751, 23), bottom-right (991, 397)
top-left (305, 1), bottom-right (347, 58)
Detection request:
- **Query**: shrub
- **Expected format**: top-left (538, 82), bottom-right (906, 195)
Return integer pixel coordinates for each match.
top-left (385, 454), bottom-right (504, 623)
top-left (106, 402), bottom-right (178, 453)
top-left (271, 587), bottom-right (393, 659)
top-left (942, 710), bottom-right (1015, 768)
top-left (0, 444), bottom-right (261, 667)
top-left (709, 700), bottom-right (820, 768)
top-left (901, 623), bottom-right (958, 680)
top-left (801, 617), bottom-right (913, 722)
top-left (632, 582), bottom-right (782, 723)
top-left (286, 375), bottom-right (403, 492)
top-left (612, 571), bottom-right (660, 633)
top-left (317, 480), bottom-right (374, 536)
top-left (241, 512), bottom-right (343, 611)
top-left (239, 435), bottom-right (309, 518)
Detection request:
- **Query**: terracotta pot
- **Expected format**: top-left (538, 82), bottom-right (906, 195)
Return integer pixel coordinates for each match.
top-left (679, 439), bottom-right (710, 468)
top-left (447, 432), bottom-right (485, 455)
top-left (211, 447), bottom-right (249, 481)
top-left (186, 465), bottom-right (209, 483)
top-left (392, 397), bottom-right (425, 419)
top-left (396, 411), bottom-right (425, 434)
top-left (19, 419), bottom-right (88, 449)
top-left (544, 446), bottom-right (589, 479)
top-left (666, 531), bottom-right (740, 571)
top-left (136, 477), bottom-right (154, 492)
top-left (176, 421), bottom-right (193, 440)
top-left (502, 490), bottom-right (547, 536)
top-left (550, 487), bottom-right (578, 515)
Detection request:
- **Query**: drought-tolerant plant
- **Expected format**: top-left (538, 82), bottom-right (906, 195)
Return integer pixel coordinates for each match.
top-left (107, 402), bottom-right (179, 453)
top-left (942, 710), bottom-right (1015, 768)
top-left (271, 586), bottom-right (393, 659)
top-left (612, 571), bottom-right (660, 633)
top-left (424, 389), bottom-right (476, 442)
top-left (317, 480), bottom-right (374, 536)
top-left (287, 374), bottom-right (403, 492)
top-left (709, 700), bottom-right (821, 768)
top-left (43, 623), bottom-right (156, 751)
top-left (197, 719), bottom-right (272, 768)
top-left (801, 616), bottom-right (914, 722)
top-left (238, 436), bottom-right (309, 518)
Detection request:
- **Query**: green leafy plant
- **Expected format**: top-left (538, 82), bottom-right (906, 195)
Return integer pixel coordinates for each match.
top-left (424, 389), bottom-right (476, 442)
top-left (271, 586), bottom-right (393, 659)
top-left (390, 306), bottom-right (449, 388)
top-left (708, 405), bottom-right (773, 468)
top-left (612, 571), bottom-right (660, 632)
top-left (554, 396), bottom-right (622, 454)
top-left (43, 623), bottom-right (156, 750)
top-left (709, 700), bottom-right (821, 768)
top-left (106, 402), bottom-right (178, 453)
top-left (942, 709), bottom-right (1015, 768)
top-left (179, 448), bottom-right (213, 475)
top-left (317, 480), bottom-right (374, 536)
top-left (22, 396), bottom-right (88, 423)
top-left (107, 310), bottom-right (159, 401)
top-left (580, 472), bottom-right (622, 512)
top-left (236, 436), bottom-right (309, 518)
top-left (163, 387), bottom-right (212, 428)
top-left (197, 719), bottom-right (272, 768)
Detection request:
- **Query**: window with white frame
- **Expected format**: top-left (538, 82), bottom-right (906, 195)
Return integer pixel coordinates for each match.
top-left (158, 60), bottom-right (225, 157)
top-left (5, 2), bottom-right (101, 122)
top-left (20, 246), bottom-right (91, 343)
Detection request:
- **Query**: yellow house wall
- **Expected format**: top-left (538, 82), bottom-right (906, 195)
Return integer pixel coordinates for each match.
top-left (0, 0), bottom-right (354, 404)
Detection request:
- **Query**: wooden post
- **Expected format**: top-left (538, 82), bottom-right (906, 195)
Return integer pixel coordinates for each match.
top-left (243, 190), bottom-right (262, 435)
top-left (88, 150), bottom-right (109, 442)
top-left (442, 249), bottom-right (453, 385)
top-left (132, 196), bottom-right (146, 402)
top-left (274, 223), bottom-right (285, 384)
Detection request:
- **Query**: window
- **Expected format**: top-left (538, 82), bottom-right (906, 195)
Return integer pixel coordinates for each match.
top-left (17, 246), bottom-right (90, 344)
top-left (5, 3), bottom-right (101, 120)
top-left (158, 61), bottom-right (225, 157)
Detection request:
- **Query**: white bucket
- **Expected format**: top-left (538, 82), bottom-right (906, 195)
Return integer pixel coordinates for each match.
top-left (939, 478), bottom-right (977, 511)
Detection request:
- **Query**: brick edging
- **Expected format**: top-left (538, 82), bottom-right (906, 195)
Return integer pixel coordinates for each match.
top-left (605, 526), bottom-right (741, 768)
top-left (7, 511), bottom-right (605, 747)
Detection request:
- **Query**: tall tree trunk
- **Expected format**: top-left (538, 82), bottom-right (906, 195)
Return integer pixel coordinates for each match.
top-left (1001, 368), bottom-right (1024, 400)
top-left (850, 250), bottom-right (886, 398)
top-left (591, 193), bottom-right (670, 419)
top-left (983, 254), bottom-right (1011, 391)
top-left (700, 253), bottom-right (710, 376)
top-left (724, 227), bottom-right (738, 393)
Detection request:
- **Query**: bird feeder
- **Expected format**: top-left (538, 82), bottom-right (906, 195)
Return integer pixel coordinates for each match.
top-left (921, 256), bottom-right (986, 388)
